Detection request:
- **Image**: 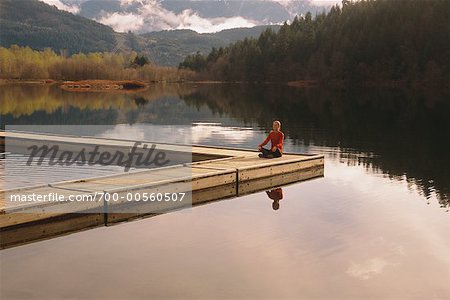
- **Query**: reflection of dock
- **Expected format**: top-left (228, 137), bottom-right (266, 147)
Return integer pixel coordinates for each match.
top-left (0, 131), bottom-right (324, 249)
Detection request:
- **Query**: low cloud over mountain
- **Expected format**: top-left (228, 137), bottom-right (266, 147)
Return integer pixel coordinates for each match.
top-left (41, 0), bottom-right (339, 33)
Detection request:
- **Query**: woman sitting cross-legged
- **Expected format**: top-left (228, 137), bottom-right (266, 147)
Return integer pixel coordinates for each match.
top-left (258, 120), bottom-right (284, 158)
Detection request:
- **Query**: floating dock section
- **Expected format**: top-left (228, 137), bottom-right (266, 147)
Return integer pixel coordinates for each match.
top-left (0, 131), bottom-right (324, 249)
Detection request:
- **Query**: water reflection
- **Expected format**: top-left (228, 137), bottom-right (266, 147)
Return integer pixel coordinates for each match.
top-left (1, 175), bottom-right (448, 299)
top-left (0, 83), bottom-right (196, 124)
top-left (181, 84), bottom-right (450, 208)
top-left (266, 188), bottom-right (284, 210)
top-left (0, 84), bottom-right (448, 299)
top-left (1, 83), bottom-right (449, 209)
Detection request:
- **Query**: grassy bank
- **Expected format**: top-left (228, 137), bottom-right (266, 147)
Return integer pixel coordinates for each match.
top-left (0, 46), bottom-right (195, 82)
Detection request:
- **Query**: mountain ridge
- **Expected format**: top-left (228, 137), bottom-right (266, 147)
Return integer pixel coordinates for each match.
top-left (0, 0), bottom-right (281, 65)
top-left (60, 0), bottom-right (331, 33)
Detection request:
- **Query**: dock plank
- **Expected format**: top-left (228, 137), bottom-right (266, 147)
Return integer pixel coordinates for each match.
top-left (1, 131), bottom-right (324, 234)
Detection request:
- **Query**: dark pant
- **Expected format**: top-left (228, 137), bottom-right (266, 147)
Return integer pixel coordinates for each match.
top-left (260, 147), bottom-right (282, 158)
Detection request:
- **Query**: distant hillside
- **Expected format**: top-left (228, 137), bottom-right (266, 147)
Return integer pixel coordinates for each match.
top-left (0, 0), bottom-right (281, 66)
top-left (180, 0), bottom-right (450, 84)
top-left (137, 26), bottom-right (281, 66)
top-left (0, 0), bottom-right (116, 54)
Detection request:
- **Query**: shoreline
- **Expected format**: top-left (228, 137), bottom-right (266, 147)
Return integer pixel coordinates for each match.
top-left (1, 78), bottom-right (448, 89)
top-left (0, 79), bottom-right (57, 85)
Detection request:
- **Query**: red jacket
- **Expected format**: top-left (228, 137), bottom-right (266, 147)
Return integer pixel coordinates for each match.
top-left (266, 188), bottom-right (283, 201)
top-left (259, 131), bottom-right (284, 153)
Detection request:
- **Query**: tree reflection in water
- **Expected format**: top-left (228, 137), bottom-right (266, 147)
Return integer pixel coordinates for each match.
top-left (1, 83), bottom-right (448, 208)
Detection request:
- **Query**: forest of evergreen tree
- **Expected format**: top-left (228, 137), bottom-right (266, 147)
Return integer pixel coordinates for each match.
top-left (179, 0), bottom-right (449, 85)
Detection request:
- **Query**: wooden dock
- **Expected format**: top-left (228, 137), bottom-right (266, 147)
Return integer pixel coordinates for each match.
top-left (0, 131), bottom-right (324, 249)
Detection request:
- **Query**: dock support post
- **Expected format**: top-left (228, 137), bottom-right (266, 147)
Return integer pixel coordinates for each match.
top-left (235, 169), bottom-right (239, 196)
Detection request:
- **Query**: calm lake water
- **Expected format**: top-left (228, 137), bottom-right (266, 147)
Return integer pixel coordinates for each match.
top-left (1, 84), bottom-right (449, 299)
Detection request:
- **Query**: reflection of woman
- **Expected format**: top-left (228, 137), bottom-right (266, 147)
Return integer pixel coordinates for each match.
top-left (266, 188), bottom-right (283, 210)
top-left (258, 120), bottom-right (284, 158)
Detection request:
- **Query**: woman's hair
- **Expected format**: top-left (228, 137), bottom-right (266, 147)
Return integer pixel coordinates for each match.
top-left (273, 120), bottom-right (281, 129)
